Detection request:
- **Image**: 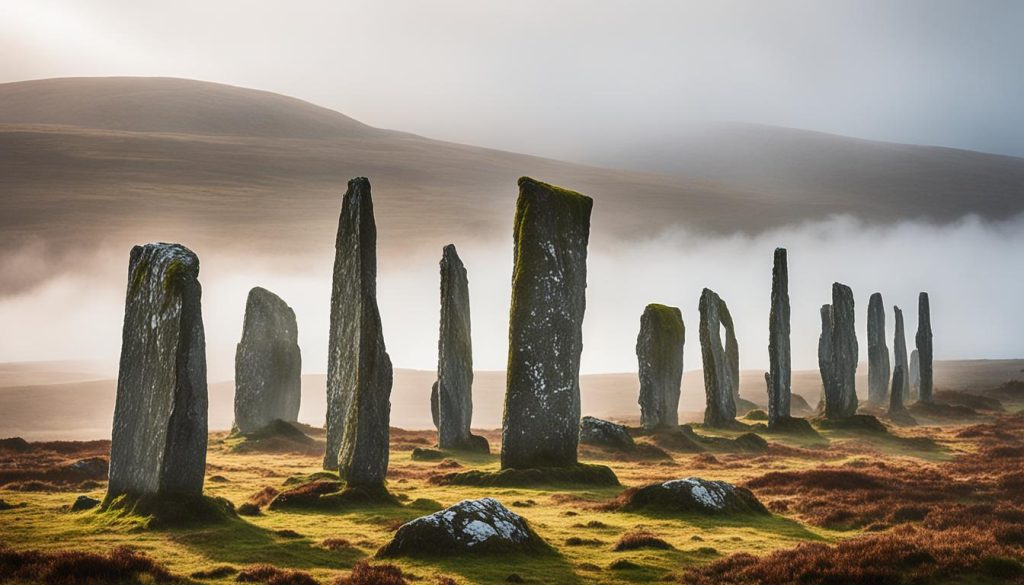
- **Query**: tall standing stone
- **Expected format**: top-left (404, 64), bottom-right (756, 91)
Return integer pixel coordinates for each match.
top-left (108, 243), bottom-right (207, 499)
top-left (767, 248), bottom-right (791, 426)
top-left (866, 293), bottom-right (891, 406)
top-left (916, 292), bottom-right (933, 403)
top-left (893, 306), bottom-right (911, 402)
top-left (324, 177), bottom-right (393, 487)
top-left (233, 287), bottom-right (301, 434)
top-left (817, 304), bottom-right (833, 414)
top-left (436, 244), bottom-right (486, 452)
top-left (699, 288), bottom-right (737, 427)
top-left (820, 283), bottom-right (859, 419)
top-left (636, 303), bottom-right (685, 431)
top-left (910, 349), bottom-right (921, 400)
top-left (719, 301), bottom-right (741, 401)
top-left (501, 177), bottom-right (592, 470)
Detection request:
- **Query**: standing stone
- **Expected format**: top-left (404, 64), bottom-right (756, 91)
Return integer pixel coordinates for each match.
top-left (910, 349), bottom-right (921, 401)
top-left (866, 293), bottom-right (891, 406)
top-left (817, 304), bottom-right (833, 415)
top-left (893, 306), bottom-right (911, 402)
top-left (820, 283), bottom-right (859, 419)
top-left (916, 292), bottom-right (934, 403)
top-left (436, 244), bottom-right (486, 452)
top-left (501, 177), bottom-right (592, 470)
top-left (108, 243), bottom-right (207, 499)
top-left (720, 301), bottom-right (741, 401)
top-left (699, 288), bottom-right (737, 427)
top-left (636, 304), bottom-right (685, 431)
top-left (767, 248), bottom-right (791, 426)
top-left (324, 177), bottom-right (393, 487)
top-left (888, 365), bottom-right (907, 415)
top-left (233, 287), bottom-right (301, 434)
top-left (430, 381), bottom-right (439, 429)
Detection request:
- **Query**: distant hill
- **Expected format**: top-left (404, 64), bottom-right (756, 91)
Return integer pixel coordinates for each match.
top-left (2, 77), bottom-right (1023, 295)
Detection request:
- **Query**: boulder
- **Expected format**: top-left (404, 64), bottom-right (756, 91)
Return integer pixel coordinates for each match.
top-left (867, 293), bottom-right (891, 406)
top-left (916, 292), bottom-right (933, 402)
top-left (699, 289), bottom-right (737, 427)
top-left (436, 244), bottom-right (487, 453)
top-left (893, 306), bottom-right (911, 402)
top-left (502, 177), bottom-right (593, 470)
top-left (108, 243), bottom-right (207, 499)
top-left (324, 177), bottom-right (393, 488)
top-left (67, 457), bottom-right (108, 479)
top-left (378, 498), bottom-right (545, 556)
top-left (70, 495), bottom-right (100, 512)
top-left (636, 304), bottom-right (685, 431)
top-left (620, 478), bottom-right (768, 515)
top-left (767, 248), bottom-right (792, 427)
top-left (579, 416), bottom-right (635, 451)
top-left (233, 287), bottom-right (301, 434)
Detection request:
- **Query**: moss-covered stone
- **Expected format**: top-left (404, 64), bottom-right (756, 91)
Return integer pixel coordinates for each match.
top-left (99, 493), bottom-right (236, 528)
top-left (437, 463), bottom-right (619, 487)
top-left (636, 303), bottom-right (685, 431)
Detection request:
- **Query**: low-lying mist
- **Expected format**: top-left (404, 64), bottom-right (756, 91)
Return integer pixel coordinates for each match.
top-left (1, 214), bottom-right (1021, 383)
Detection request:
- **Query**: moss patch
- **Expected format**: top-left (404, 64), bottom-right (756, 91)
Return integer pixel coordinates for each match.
top-left (436, 463), bottom-right (619, 487)
top-left (99, 493), bottom-right (237, 529)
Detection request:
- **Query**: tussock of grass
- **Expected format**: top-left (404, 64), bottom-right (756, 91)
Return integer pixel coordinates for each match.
top-left (613, 530), bottom-right (673, 551)
top-left (0, 545), bottom-right (176, 584)
top-left (332, 561), bottom-right (408, 585)
top-left (236, 563), bottom-right (318, 585)
top-left (436, 462), bottom-right (619, 487)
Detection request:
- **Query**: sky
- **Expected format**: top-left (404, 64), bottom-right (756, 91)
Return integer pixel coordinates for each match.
top-left (2, 0), bottom-right (1023, 159)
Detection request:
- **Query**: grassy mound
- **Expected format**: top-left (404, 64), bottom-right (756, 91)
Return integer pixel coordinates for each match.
top-left (436, 463), bottom-right (619, 487)
top-left (766, 416), bottom-right (819, 436)
top-left (99, 493), bottom-right (237, 528)
top-left (909, 400), bottom-right (979, 420)
top-left (409, 447), bottom-right (445, 461)
top-left (742, 409), bottom-right (768, 421)
top-left (268, 480), bottom-right (399, 511)
top-left (227, 420), bottom-right (319, 454)
top-left (815, 414), bottom-right (889, 434)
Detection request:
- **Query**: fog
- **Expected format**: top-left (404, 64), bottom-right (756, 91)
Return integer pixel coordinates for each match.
top-left (2, 214), bottom-right (1021, 380)
top-left (2, 1), bottom-right (1023, 158)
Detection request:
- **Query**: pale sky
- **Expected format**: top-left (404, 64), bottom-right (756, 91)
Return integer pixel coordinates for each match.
top-left (2, 0), bottom-right (1023, 158)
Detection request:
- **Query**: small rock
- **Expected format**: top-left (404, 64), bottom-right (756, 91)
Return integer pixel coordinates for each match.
top-left (620, 477), bottom-right (769, 515)
top-left (70, 495), bottom-right (100, 512)
top-left (67, 457), bottom-right (108, 478)
top-left (579, 416), bottom-right (635, 451)
top-left (378, 498), bottom-right (544, 556)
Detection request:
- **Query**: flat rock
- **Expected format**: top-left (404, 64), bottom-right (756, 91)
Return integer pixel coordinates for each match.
top-left (620, 478), bottom-right (768, 515)
top-left (378, 498), bottom-right (545, 556)
top-left (579, 416), bottom-right (635, 451)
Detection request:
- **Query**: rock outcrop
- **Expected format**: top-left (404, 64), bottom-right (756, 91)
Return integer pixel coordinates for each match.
top-left (501, 178), bottom-right (592, 470)
top-left (910, 349), bottom-right (921, 401)
top-left (108, 243), bottom-right (208, 499)
top-left (767, 248), bottom-right (791, 427)
top-left (378, 498), bottom-right (544, 556)
top-left (435, 244), bottom-right (486, 452)
top-left (579, 416), bottom-right (636, 451)
top-left (820, 283), bottom-right (859, 419)
top-left (867, 293), bottom-right (891, 406)
top-left (700, 289), bottom-right (737, 428)
top-left (636, 303), bottom-right (685, 431)
top-left (619, 477), bottom-right (769, 515)
top-left (323, 177), bottom-right (393, 488)
top-left (893, 306), bottom-right (911, 402)
top-left (233, 287), bottom-right (301, 434)
top-left (916, 292), bottom-right (934, 402)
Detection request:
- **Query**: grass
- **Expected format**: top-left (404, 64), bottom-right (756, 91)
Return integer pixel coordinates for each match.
top-left (0, 411), bottom-right (1020, 583)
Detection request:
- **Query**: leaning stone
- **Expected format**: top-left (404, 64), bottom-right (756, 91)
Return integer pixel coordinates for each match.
top-left (866, 293), bottom-right (891, 406)
top-left (108, 243), bottom-right (207, 499)
top-left (579, 416), bottom-right (636, 451)
top-left (893, 306), bottom-right (911, 402)
top-left (619, 478), bottom-right (769, 515)
top-left (502, 177), bottom-right (593, 470)
top-left (916, 292), bottom-right (933, 402)
top-left (699, 289), bottom-right (737, 427)
top-left (324, 177), bottom-right (393, 488)
top-left (378, 498), bottom-right (546, 557)
top-left (821, 284), bottom-right (859, 419)
top-left (436, 244), bottom-right (487, 453)
top-left (233, 287), bottom-right (301, 434)
top-left (767, 248), bottom-right (792, 427)
top-left (636, 304), bottom-right (685, 431)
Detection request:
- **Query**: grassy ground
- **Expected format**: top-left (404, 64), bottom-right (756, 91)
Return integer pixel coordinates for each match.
top-left (1, 397), bottom-right (1022, 584)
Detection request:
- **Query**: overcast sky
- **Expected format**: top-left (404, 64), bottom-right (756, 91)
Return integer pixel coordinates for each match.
top-left (2, 0), bottom-right (1023, 158)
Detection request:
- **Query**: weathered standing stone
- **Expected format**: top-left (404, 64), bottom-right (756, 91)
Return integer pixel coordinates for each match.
top-left (916, 292), bottom-right (934, 403)
top-left (497, 177), bottom-right (589, 471)
top-left (108, 243), bottom-right (207, 499)
top-left (867, 293), bottom-right (891, 406)
top-left (893, 306), bottom-right (911, 402)
top-left (323, 177), bottom-right (393, 487)
top-left (699, 289), bottom-right (737, 428)
top-left (233, 287), bottom-right (301, 434)
top-left (430, 381), bottom-right (439, 428)
top-left (817, 304), bottom-right (833, 414)
top-left (720, 301), bottom-right (741, 401)
top-left (636, 304), bottom-right (685, 431)
top-left (767, 248), bottom-right (791, 427)
top-left (888, 365), bottom-right (906, 414)
top-left (501, 178), bottom-right (592, 470)
top-left (820, 283), bottom-right (859, 419)
top-left (910, 349), bottom-right (921, 401)
top-left (435, 245), bottom-right (486, 452)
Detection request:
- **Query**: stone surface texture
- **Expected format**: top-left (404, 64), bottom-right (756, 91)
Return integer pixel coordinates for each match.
top-left (636, 303), bottom-right (685, 431)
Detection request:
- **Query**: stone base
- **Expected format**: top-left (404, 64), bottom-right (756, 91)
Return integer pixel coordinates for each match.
top-left (436, 463), bottom-right (619, 487)
top-left (269, 480), bottom-right (398, 511)
top-left (765, 416), bottom-right (819, 436)
top-left (100, 493), bottom-right (237, 528)
top-left (815, 414), bottom-right (889, 434)
top-left (227, 419), bottom-right (318, 454)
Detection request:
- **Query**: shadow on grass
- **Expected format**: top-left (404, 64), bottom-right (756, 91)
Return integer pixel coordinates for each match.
top-left (615, 509), bottom-right (825, 542)
top-left (400, 550), bottom-right (586, 585)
